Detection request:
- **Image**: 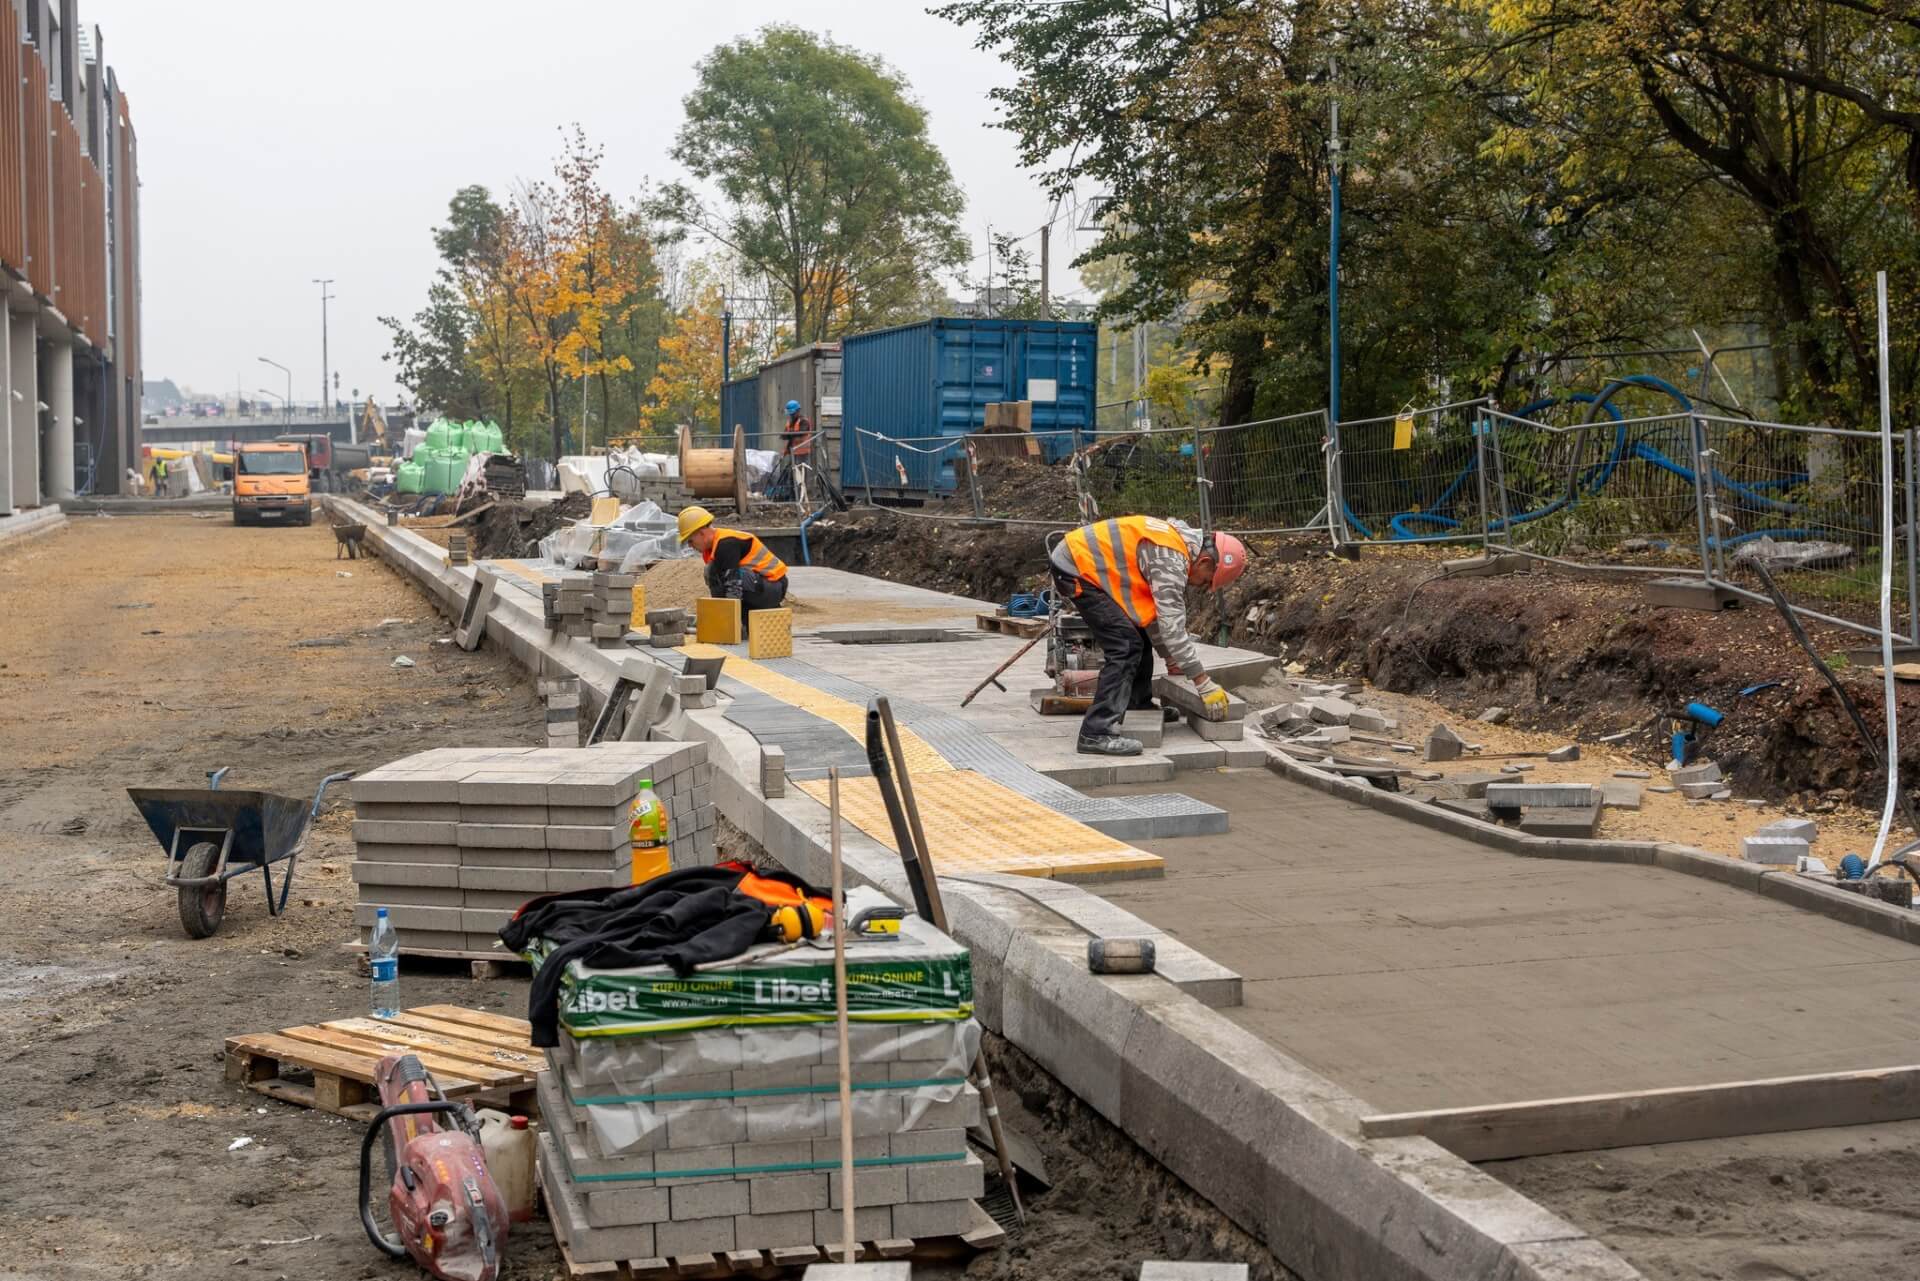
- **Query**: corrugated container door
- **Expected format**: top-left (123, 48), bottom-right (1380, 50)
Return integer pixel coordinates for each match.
top-left (841, 323), bottom-right (937, 493)
top-left (720, 375), bottom-right (758, 448)
top-left (1015, 321), bottom-right (1097, 461)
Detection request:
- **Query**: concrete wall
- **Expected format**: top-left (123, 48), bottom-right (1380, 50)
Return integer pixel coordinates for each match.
top-left (10, 312), bottom-right (37, 510)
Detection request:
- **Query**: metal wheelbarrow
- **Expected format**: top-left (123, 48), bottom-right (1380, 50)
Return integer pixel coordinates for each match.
top-left (128, 766), bottom-right (355, 938)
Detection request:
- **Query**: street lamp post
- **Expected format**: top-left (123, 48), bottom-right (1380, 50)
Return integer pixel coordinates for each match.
top-left (313, 279), bottom-right (334, 418)
top-left (258, 356), bottom-right (291, 424)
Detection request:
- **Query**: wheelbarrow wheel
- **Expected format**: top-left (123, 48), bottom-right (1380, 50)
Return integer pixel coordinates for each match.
top-left (177, 841), bottom-right (227, 939)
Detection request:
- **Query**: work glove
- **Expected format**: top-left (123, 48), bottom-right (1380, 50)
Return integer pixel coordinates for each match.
top-left (1199, 680), bottom-right (1230, 721)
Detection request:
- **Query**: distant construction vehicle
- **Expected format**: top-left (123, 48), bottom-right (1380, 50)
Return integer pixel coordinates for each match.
top-left (232, 441), bottom-right (313, 526)
top-left (274, 433), bottom-right (372, 492)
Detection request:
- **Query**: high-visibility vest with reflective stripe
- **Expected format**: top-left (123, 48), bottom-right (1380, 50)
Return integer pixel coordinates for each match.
top-left (704, 527), bottom-right (787, 581)
top-left (1062, 516), bottom-right (1189, 626)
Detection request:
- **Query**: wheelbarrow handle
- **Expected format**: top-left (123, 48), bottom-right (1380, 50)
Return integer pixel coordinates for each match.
top-left (310, 770), bottom-right (356, 821)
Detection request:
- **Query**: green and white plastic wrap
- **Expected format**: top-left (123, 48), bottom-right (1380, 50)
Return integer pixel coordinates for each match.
top-left (534, 888), bottom-right (974, 1038)
top-left (546, 1019), bottom-right (981, 1158)
top-left (532, 888), bottom-right (982, 1161)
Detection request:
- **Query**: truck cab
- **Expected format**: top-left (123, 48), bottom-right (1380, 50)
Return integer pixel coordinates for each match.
top-left (232, 442), bottom-right (313, 526)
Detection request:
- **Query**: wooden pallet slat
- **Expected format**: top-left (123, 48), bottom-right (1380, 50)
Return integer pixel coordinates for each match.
top-left (275, 1023), bottom-right (526, 1087)
top-left (374, 1009), bottom-right (537, 1053)
top-left (975, 612), bottom-right (1047, 638)
top-left (410, 1003), bottom-right (534, 1039)
top-left (224, 1005), bottom-right (537, 1120)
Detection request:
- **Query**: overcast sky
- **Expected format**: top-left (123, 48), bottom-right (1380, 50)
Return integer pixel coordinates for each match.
top-left (86, 1), bottom-right (1092, 407)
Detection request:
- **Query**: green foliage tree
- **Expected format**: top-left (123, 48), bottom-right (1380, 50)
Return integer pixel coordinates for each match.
top-left (659, 25), bottom-right (970, 343)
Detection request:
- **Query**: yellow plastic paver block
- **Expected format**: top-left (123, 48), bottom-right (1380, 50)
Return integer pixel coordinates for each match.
top-left (628, 584), bottom-right (649, 630)
top-left (696, 597), bottom-right (743, 644)
top-left (801, 771), bottom-right (1162, 881)
top-left (590, 496), bottom-right (623, 526)
top-left (747, 608), bottom-right (794, 659)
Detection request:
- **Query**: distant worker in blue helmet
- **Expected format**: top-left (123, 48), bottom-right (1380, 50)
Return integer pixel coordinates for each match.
top-left (781, 399), bottom-right (813, 461)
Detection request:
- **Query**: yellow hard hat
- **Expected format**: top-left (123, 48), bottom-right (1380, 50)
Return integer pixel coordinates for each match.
top-left (677, 505), bottom-right (715, 543)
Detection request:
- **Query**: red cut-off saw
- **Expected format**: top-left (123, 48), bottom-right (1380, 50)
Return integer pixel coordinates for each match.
top-left (359, 1053), bottom-right (507, 1281)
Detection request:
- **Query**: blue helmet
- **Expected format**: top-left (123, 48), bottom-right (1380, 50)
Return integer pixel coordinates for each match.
top-left (786, 400), bottom-right (802, 416)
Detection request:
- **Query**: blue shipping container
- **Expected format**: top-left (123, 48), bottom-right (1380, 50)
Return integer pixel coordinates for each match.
top-left (720, 374), bottom-right (759, 446)
top-left (839, 317), bottom-right (1097, 493)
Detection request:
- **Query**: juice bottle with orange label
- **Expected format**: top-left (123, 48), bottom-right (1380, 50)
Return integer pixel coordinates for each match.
top-left (628, 779), bottom-right (671, 883)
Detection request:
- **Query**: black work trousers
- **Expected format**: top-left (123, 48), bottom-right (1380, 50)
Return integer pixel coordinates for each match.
top-left (1054, 572), bottom-right (1155, 739)
top-left (728, 569), bottom-right (788, 634)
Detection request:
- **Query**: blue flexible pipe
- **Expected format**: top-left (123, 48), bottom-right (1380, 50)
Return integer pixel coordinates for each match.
top-left (797, 504), bottom-right (830, 566)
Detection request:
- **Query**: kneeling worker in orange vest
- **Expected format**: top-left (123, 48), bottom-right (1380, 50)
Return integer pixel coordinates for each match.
top-left (677, 505), bottom-right (789, 631)
top-left (1051, 516), bottom-right (1248, 756)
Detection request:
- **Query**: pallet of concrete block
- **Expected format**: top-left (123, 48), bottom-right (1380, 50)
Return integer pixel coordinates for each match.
top-left (349, 742), bottom-right (719, 962)
top-left (529, 889), bottom-right (993, 1270)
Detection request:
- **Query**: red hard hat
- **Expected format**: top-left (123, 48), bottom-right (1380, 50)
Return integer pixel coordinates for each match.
top-left (1208, 532), bottom-right (1248, 589)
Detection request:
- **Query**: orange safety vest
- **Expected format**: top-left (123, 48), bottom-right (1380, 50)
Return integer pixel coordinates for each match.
top-left (703, 527), bottom-right (787, 581)
top-left (1062, 515), bottom-right (1190, 626)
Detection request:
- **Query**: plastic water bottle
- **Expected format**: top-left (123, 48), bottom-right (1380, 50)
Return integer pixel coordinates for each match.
top-left (369, 907), bottom-right (400, 1018)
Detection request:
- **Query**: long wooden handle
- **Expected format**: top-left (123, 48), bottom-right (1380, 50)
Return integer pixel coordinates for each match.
top-left (829, 768), bottom-right (857, 1262)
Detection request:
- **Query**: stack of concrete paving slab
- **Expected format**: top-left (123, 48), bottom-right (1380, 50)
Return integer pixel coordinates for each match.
top-left (590, 571), bottom-right (636, 649)
top-left (540, 677), bottom-right (582, 748)
top-left (534, 888), bottom-right (986, 1264)
top-left (350, 743), bottom-right (718, 957)
top-left (543, 572), bottom-right (594, 640)
top-left (647, 607), bottom-right (691, 650)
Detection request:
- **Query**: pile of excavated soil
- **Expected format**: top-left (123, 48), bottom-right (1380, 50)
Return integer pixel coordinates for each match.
top-left (466, 490), bottom-right (593, 560)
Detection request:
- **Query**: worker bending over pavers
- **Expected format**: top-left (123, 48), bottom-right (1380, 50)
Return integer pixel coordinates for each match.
top-left (1050, 515), bottom-right (1247, 756)
top-left (677, 504), bottom-right (788, 634)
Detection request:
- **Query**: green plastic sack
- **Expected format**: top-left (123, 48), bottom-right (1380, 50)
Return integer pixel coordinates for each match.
top-left (395, 460), bottom-right (426, 494)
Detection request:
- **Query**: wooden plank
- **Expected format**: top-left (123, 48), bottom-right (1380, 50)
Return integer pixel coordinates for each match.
top-left (323, 1016), bottom-right (543, 1075)
top-left (1359, 1063), bottom-right (1920, 1162)
top-left (272, 1024), bottom-right (519, 1087)
top-left (374, 1014), bottom-right (533, 1052)
top-left (226, 1031), bottom-right (482, 1093)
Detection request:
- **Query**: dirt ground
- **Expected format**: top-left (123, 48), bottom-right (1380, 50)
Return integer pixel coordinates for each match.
top-left (0, 513), bottom-right (1262, 1281)
top-left (1492, 1121), bottom-right (1920, 1281)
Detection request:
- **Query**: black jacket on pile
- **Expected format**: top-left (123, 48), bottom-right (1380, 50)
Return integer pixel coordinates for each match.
top-left (500, 865), bottom-right (809, 1046)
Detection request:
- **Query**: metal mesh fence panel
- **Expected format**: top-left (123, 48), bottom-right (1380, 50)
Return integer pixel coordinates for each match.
top-left (1700, 416), bottom-right (1916, 640)
top-left (1333, 400), bottom-right (1487, 543)
top-left (1199, 410), bottom-right (1333, 535)
top-left (1483, 409), bottom-right (1705, 562)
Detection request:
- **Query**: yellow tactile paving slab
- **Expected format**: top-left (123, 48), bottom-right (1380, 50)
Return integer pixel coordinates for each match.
top-left (747, 608), bottom-right (794, 659)
top-left (799, 770), bottom-right (1163, 880)
top-left (491, 558), bottom-right (557, 588)
top-left (683, 642), bottom-right (950, 778)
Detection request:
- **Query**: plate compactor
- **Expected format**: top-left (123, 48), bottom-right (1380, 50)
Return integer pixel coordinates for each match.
top-left (359, 1053), bottom-right (507, 1281)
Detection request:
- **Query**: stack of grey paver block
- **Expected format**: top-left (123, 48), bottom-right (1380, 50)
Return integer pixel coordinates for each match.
top-left (446, 532), bottom-right (470, 566)
top-left (350, 742), bottom-right (718, 956)
top-left (540, 677), bottom-right (582, 749)
top-left (590, 571), bottom-right (636, 649)
top-left (535, 973), bottom-right (985, 1260)
top-left (543, 572), bottom-right (594, 640)
top-left (647, 606), bottom-right (691, 650)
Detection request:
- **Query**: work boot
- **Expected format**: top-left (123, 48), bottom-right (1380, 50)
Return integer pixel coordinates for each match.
top-left (1078, 733), bottom-right (1144, 757)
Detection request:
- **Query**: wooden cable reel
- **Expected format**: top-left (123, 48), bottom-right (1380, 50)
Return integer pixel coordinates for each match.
top-left (679, 424), bottom-right (751, 516)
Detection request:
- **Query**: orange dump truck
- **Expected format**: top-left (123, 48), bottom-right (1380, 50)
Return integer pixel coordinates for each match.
top-left (232, 441), bottom-right (313, 526)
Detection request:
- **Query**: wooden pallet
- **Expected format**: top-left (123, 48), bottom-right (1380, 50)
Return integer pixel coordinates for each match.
top-left (976, 612), bottom-right (1048, 639)
top-left (224, 1004), bottom-right (542, 1121)
top-left (555, 1202), bottom-right (1007, 1279)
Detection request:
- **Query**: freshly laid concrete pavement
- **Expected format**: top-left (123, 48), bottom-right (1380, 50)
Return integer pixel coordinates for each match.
top-left (1091, 770), bottom-right (1920, 1113)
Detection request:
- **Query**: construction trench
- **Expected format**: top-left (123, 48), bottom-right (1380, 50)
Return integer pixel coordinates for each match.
top-left (7, 504), bottom-right (1920, 1281)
